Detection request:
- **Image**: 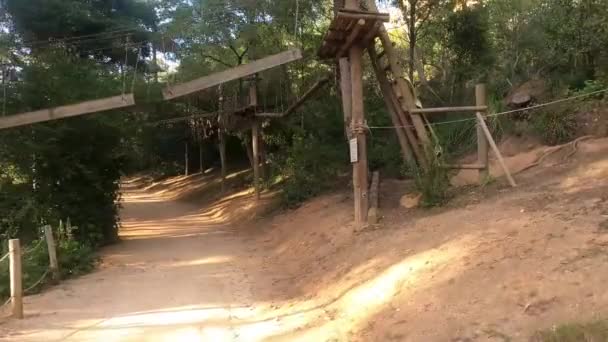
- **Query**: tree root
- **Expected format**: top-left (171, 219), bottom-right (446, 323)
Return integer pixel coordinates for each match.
top-left (520, 135), bottom-right (595, 173)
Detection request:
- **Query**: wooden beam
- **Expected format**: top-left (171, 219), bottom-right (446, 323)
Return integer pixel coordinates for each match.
top-left (0, 94), bottom-right (135, 130)
top-left (476, 112), bottom-right (517, 188)
top-left (368, 171), bottom-right (380, 224)
top-left (443, 164), bottom-right (486, 170)
top-left (476, 84), bottom-right (489, 182)
top-left (163, 49), bottom-right (303, 100)
top-left (337, 19), bottom-right (366, 58)
top-left (410, 105), bottom-right (488, 114)
top-left (336, 10), bottom-right (390, 22)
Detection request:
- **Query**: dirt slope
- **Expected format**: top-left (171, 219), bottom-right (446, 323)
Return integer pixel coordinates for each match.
top-left (0, 138), bottom-right (607, 342)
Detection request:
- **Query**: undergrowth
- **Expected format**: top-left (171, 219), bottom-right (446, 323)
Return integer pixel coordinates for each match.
top-left (0, 223), bottom-right (96, 300)
top-left (532, 319), bottom-right (608, 342)
top-left (403, 149), bottom-right (451, 208)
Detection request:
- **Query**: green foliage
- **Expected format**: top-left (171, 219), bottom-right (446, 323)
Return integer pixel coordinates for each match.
top-left (403, 151), bottom-right (450, 208)
top-left (274, 134), bottom-right (346, 207)
top-left (0, 232), bottom-right (95, 299)
top-left (532, 106), bottom-right (577, 145)
top-left (533, 320), bottom-right (608, 342)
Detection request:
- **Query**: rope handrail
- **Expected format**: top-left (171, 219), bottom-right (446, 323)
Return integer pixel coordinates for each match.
top-left (368, 87), bottom-right (608, 130)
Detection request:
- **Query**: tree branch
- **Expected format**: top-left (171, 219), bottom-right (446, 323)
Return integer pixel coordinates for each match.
top-left (200, 53), bottom-right (233, 68)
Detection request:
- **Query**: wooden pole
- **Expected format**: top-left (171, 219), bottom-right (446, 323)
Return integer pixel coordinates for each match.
top-left (368, 171), bottom-right (380, 224)
top-left (184, 141), bottom-right (189, 176)
top-left (199, 137), bottom-right (204, 173)
top-left (476, 84), bottom-right (489, 183)
top-left (218, 87), bottom-right (227, 192)
top-left (9, 239), bottom-right (23, 319)
top-left (44, 226), bottom-right (59, 282)
top-left (476, 112), bottom-right (517, 188)
top-left (350, 45), bottom-right (369, 227)
top-left (339, 58), bottom-right (353, 140)
top-left (250, 79), bottom-right (260, 200)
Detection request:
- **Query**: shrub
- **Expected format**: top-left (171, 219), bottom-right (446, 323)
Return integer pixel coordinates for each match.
top-left (403, 150), bottom-right (451, 208)
top-left (274, 134), bottom-right (346, 207)
top-left (532, 106), bottom-right (577, 145)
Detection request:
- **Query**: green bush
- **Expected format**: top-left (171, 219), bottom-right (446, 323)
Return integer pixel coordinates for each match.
top-left (533, 320), bottom-right (608, 342)
top-left (533, 106), bottom-right (577, 145)
top-left (0, 230), bottom-right (96, 300)
top-left (403, 150), bottom-right (451, 208)
top-left (274, 134), bottom-right (346, 207)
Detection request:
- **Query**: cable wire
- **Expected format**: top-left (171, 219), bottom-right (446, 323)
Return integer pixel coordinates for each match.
top-left (368, 88), bottom-right (608, 130)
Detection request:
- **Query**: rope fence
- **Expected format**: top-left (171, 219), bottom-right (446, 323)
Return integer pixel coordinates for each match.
top-left (367, 87), bottom-right (608, 130)
top-left (1, 226), bottom-right (59, 318)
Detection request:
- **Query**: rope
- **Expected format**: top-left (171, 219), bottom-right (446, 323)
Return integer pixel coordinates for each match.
top-left (22, 239), bottom-right (45, 256)
top-left (131, 47), bottom-right (142, 93)
top-left (24, 269), bottom-right (50, 294)
top-left (368, 87), bottom-right (608, 130)
top-left (121, 36), bottom-right (130, 97)
top-left (0, 297), bottom-right (11, 311)
top-left (0, 252), bottom-right (9, 264)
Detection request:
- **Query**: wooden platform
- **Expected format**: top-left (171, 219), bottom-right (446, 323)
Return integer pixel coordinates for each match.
top-left (318, 9), bottom-right (390, 59)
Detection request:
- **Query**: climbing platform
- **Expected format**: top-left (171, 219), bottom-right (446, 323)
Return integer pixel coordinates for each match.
top-left (318, 9), bottom-right (389, 59)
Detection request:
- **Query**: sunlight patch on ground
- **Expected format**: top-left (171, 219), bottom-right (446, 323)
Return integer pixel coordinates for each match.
top-left (559, 159), bottom-right (608, 193)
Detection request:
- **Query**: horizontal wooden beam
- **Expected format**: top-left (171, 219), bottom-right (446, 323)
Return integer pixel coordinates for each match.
top-left (162, 49), bottom-right (303, 101)
top-left (0, 94), bottom-right (135, 130)
top-left (443, 163), bottom-right (486, 170)
top-left (337, 10), bottom-right (390, 22)
top-left (410, 105), bottom-right (488, 114)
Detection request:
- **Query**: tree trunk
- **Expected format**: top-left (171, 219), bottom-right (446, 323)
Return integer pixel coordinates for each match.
top-left (408, 0), bottom-right (417, 83)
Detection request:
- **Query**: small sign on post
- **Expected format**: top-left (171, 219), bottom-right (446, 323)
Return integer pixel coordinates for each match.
top-left (349, 138), bottom-right (358, 163)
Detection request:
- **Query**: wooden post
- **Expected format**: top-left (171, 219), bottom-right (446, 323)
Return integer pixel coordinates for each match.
top-left (219, 132), bottom-right (227, 192)
top-left (368, 171), bottom-right (380, 224)
top-left (44, 225), bottom-right (59, 281)
top-left (218, 87), bottom-right (227, 192)
top-left (476, 84), bottom-right (489, 183)
top-left (199, 137), bottom-right (204, 173)
top-left (9, 239), bottom-right (23, 319)
top-left (350, 45), bottom-right (369, 227)
top-left (476, 112), bottom-right (517, 188)
top-left (184, 140), bottom-right (189, 176)
top-left (250, 78), bottom-right (260, 200)
top-left (339, 58), bottom-right (353, 140)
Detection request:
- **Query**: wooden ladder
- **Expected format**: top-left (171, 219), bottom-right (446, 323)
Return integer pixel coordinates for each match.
top-left (364, 0), bottom-right (432, 168)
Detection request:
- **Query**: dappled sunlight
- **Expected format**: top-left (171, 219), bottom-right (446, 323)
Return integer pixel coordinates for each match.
top-left (558, 158), bottom-right (608, 193)
top-left (122, 169), bottom-right (252, 204)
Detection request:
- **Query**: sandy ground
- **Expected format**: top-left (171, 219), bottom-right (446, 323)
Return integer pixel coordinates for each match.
top-left (0, 138), bottom-right (607, 341)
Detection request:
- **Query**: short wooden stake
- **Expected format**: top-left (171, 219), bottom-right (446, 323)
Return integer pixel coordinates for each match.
top-left (250, 78), bottom-right (260, 200)
top-left (184, 141), bottom-right (189, 176)
top-left (252, 120), bottom-right (260, 200)
top-left (368, 171), bottom-right (380, 224)
top-left (476, 112), bottom-right (517, 188)
top-left (9, 239), bottom-right (23, 319)
top-left (44, 225), bottom-right (59, 281)
top-left (476, 84), bottom-right (489, 183)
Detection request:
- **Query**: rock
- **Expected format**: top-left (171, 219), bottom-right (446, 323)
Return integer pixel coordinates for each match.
top-left (400, 193), bottom-right (422, 209)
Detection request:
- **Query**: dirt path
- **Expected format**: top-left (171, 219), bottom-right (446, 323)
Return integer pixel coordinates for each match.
top-left (0, 180), bottom-right (267, 341)
top-left (1, 138), bottom-right (607, 342)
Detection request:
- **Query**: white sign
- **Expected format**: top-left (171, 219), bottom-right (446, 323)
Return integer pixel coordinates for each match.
top-left (349, 138), bottom-right (358, 163)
